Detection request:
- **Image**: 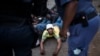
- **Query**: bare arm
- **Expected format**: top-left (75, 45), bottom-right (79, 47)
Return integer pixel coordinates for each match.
top-left (60, 1), bottom-right (78, 37)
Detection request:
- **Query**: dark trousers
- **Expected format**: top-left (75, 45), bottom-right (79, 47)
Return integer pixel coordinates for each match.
top-left (0, 15), bottom-right (34, 56)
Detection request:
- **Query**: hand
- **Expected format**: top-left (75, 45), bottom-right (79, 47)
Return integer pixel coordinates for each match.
top-left (60, 29), bottom-right (67, 38)
top-left (60, 29), bottom-right (68, 42)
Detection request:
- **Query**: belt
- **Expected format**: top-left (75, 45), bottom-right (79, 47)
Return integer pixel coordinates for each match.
top-left (70, 11), bottom-right (97, 26)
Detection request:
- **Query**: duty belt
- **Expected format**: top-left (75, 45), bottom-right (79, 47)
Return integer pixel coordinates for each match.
top-left (70, 11), bottom-right (97, 26)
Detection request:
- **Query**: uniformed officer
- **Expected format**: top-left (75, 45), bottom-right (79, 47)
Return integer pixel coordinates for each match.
top-left (55, 0), bottom-right (100, 56)
top-left (0, 0), bottom-right (35, 56)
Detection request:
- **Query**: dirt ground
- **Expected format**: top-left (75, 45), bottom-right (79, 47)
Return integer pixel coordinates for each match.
top-left (89, 29), bottom-right (100, 56)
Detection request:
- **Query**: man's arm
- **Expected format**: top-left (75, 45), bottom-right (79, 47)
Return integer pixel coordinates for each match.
top-left (40, 31), bottom-right (47, 55)
top-left (60, 1), bottom-right (78, 37)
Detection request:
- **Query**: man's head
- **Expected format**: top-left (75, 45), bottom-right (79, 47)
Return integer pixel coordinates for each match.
top-left (46, 24), bottom-right (54, 35)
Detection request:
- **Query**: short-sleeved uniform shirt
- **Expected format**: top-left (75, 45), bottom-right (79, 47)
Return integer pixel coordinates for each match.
top-left (42, 26), bottom-right (60, 41)
top-left (55, 0), bottom-right (96, 19)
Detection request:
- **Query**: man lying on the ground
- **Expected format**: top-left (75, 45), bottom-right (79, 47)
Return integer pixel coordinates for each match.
top-left (40, 24), bottom-right (62, 56)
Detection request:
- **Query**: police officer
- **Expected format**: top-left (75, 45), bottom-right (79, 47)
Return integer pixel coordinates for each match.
top-left (0, 0), bottom-right (35, 56)
top-left (55, 0), bottom-right (100, 56)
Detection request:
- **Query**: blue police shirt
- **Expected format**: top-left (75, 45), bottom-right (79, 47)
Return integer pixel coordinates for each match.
top-left (55, 0), bottom-right (96, 18)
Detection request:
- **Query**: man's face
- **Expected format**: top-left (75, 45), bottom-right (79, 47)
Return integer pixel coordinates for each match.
top-left (47, 28), bottom-right (54, 35)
